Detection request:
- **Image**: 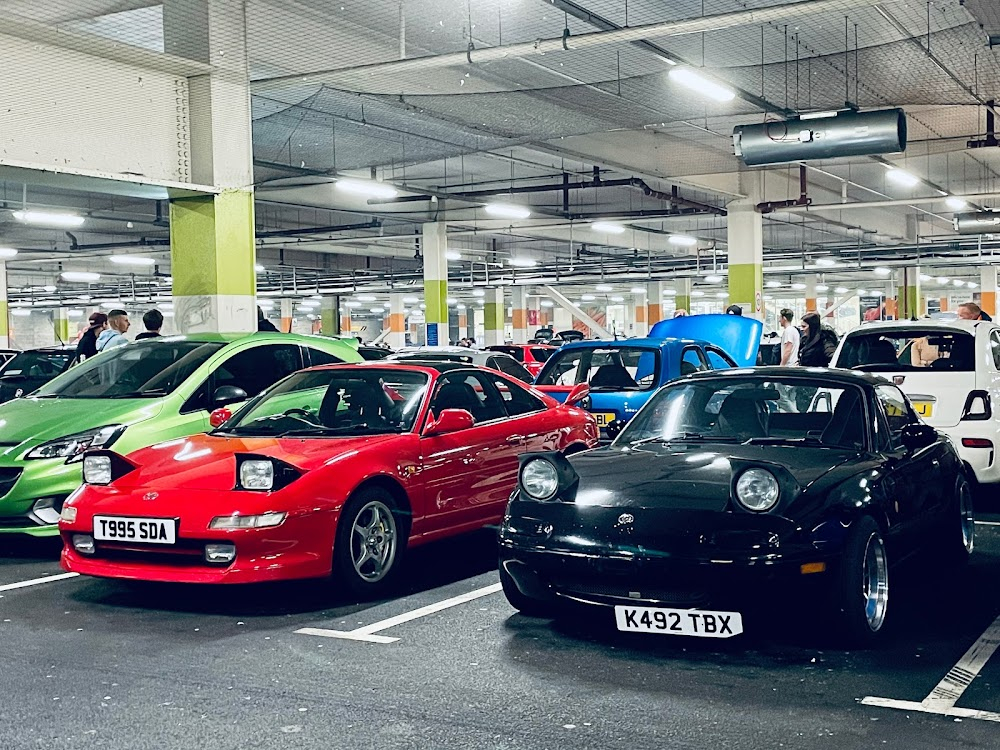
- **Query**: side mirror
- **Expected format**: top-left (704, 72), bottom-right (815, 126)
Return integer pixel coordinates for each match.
top-left (901, 422), bottom-right (936, 452)
top-left (212, 385), bottom-right (248, 408)
top-left (605, 418), bottom-right (626, 440)
top-left (209, 407), bottom-right (233, 429)
top-left (424, 409), bottom-right (475, 436)
top-left (565, 383), bottom-right (591, 407)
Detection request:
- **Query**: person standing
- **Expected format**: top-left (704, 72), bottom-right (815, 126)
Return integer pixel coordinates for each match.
top-left (725, 304), bottom-right (743, 316)
top-left (75, 312), bottom-right (108, 362)
top-left (779, 308), bottom-right (800, 365)
top-left (257, 306), bottom-right (279, 332)
top-left (798, 311), bottom-right (837, 367)
top-left (672, 309), bottom-right (689, 318)
top-left (957, 302), bottom-right (993, 322)
top-left (135, 309), bottom-right (163, 340)
top-left (96, 309), bottom-right (130, 352)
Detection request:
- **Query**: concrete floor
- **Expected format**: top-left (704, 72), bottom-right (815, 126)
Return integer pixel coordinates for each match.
top-left (1, 518), bottom-right (999, 750)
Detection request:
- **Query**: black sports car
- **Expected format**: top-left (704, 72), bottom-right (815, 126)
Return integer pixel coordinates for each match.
top-left (0, 346), bottom-right (75, 403)
top-left (498, 367), bottom-right (974, 645)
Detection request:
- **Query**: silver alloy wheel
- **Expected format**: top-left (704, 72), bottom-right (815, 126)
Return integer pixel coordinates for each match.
top-left (862, 533), bottom-right (889, 633)
top-left (350, 500), bottom-right (397, 583)
top-left (959, 482), bottom-right (975, 554)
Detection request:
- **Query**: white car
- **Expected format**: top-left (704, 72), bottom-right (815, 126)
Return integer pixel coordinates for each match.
top-left (386, 346), bottom-right (534, 383)
top-left (831, 319), bottom-right (1000, 487)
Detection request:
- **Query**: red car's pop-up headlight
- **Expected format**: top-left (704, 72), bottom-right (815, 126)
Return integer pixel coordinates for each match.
top-left (233, 454), bottom-right (302, 493)
top-left (81, 451), bottom-right (137, 486)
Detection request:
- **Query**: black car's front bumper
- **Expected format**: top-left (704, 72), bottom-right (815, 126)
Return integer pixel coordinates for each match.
top-left (499, 500), bottom-right (840, 612)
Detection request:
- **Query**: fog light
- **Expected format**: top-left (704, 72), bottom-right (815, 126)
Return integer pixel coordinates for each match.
top-left (205, 543), bottom-right (236, 564)
top-left (72, 534), bottom-right (95, 555)
top-left (30, 497), bottom-right (61, 526)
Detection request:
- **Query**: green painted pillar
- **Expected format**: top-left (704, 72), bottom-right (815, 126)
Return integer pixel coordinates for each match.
top-left (484, 286), bottom-right (504, 346)
top-left (321, 296), bottom-right (340, 336)
top-left (53, 308), bottom-right (70, 345)
top-left (170, 190), bottom-right (256, 332)
top-left (422, 222), bottom-right (448, 345)
top-left (727, 197), bottom-right (764, 319)
top-left (674, 278), bottom-right (692, 316)
top-left (898, 267), bottom-right (921, 321)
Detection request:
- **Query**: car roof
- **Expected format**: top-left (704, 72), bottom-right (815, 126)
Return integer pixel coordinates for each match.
top-left (683, 365), bottom-right (887, 387)
top-left (554, 337), bottom-right (704, 351)
top-left (844, 319), bottom-right (983, 334)
top-left (302, 360), bottom-right (471, 375)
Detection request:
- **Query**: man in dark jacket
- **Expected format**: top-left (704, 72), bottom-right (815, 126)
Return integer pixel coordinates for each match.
top-left (257, 306), bottom-right (279, 332)
top-left (135, 309), bottom-right (163, 340)
top-left (798, 312), bottom-right (837, 367)
top-left (74, 312), bottom-right (108, 362)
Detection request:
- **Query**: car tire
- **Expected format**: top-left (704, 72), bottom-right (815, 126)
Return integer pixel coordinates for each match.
top-left (830, 516), bottom-right (889, 647)
top-left (500, 565), bottom-right (554, 618)
top-left (942, 475), bottom-right (975, 567)
top-left (333, 487), bottom-right (405, 598)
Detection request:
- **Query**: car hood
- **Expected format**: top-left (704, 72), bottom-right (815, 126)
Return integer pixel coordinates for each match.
top-left (118, 432), bottom-right (406, 491)
top-left (0, 397), bottom-right (164, 451)
top-left (568, 443), bottom-right (860, 511)
top-left (648, 314), bottom-right (762, 367)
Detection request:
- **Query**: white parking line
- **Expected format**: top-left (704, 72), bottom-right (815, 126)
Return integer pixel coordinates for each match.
top-left (974, 521), bottom-right (1000, 527)
top-left (296, 582), bottom-right (503, 644)
top-left (0, 572), bottom-right (79, 593)
top-left (861, 614), bottom-right (1000, 722)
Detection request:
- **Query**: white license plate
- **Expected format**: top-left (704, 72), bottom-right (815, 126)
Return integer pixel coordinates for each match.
top-left (594, 412), bottom-right (617, 427)
top-left (614, 605), bottom-right (743, 638)
top-left (93, 515), bottom-right (176, 545)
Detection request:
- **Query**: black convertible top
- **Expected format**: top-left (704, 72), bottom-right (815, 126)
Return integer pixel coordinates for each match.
top-left (681, 365), bottom-right (888, 388)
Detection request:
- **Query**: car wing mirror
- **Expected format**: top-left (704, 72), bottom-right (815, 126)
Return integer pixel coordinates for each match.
top-left (212, 385), bottom-right (248, 408)
top-left (900, 423), bottom-right (936, 452)
top-left (209, 407), bottom-right (233, 429)
top-left (565, 383), bottom-right (591, 406)
top-left (424, 408), bottom-right (475, 436)
top-left (605, 418), bottom-right (626, 440)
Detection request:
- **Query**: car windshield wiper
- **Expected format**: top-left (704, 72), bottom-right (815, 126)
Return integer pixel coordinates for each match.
top-left (106, 388), bottom-right (169, 398)
top-left (743, 436), bottom-right (825, 446)
top-left (630, 432), bottom-right (738, 446)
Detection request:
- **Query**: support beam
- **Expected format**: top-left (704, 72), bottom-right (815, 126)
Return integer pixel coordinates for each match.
top-left (511, 287), bottom-right (529, 345)
top-left (981, 267), bottom-right (997, 317)
top-left (483, 287), bottom-right (504, 347)
top-left (544, 286), bottom-right (613, 339)
top-left (898, 268), bottom-right (921, 321)
top-left (388, 294), bottom-right (406, 349)
top-left (422, 222), bottom-right (448, 346)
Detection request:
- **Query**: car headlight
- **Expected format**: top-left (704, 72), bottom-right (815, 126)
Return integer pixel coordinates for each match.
top-left (520, 458), bottom-right (560, 501)
top-left (239, 460), bottom-right (273, 491)
top-left (735, 468), bottom-right (780, 512)
top-left (26, 425), bottom-right (126, 463)
top-left (209, 512), bottom-right (287, 530)
top-left (60, 506), bottom-right (78, 524)
top-left (82, 455), bottom-right (112, 485)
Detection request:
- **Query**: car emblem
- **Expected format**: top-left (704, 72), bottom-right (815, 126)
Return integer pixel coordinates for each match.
top-left (143, 492), bottom-right (159, 501)
top-left (13, 389), bottom-right (22, 398)
top-left (893, 376), bottom-right (905, 385)
top-left (617, 513), bottom-right (634, 525)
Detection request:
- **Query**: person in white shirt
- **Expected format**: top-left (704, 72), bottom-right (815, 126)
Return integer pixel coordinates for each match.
top-left (779, 308), bottom-right (800, 365)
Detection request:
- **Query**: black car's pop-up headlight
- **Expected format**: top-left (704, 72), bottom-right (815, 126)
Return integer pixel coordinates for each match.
top-left (517, 452), bottom-right (578, 502)
top-left (233, 454), bottom-right (302, 493)
top-left (734, 468), bottom-right (780, 512)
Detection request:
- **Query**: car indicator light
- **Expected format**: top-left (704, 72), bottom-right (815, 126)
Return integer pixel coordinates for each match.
top-left (800, 562), bottom-right (826, 575)
top-left (82, 455), bottom-right (113, 485)
top-left (209, 512), bottom-right (287, 530)
top-left (60, 506), bottom-right (78, 524)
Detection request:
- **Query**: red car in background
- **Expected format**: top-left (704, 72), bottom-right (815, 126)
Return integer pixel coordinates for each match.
top-left (486, 344), bottom-right (557, 378)
top-left (59, 363), bottom-right (597, 594)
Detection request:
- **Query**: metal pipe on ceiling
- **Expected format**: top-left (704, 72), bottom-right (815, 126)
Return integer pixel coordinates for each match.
top-left (783, 192), bottom-right (1000, 212)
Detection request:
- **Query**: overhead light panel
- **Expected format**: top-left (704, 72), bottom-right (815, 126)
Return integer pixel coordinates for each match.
top-left (369, 307), bottom-right (385, 314)
top-left (485, 203), bottom-right (531, 220)
top-left (13, 210), bottom-right (85, 227)
top-left (953, 279), bottom-right (965, 287)
top-left (595, 284), bottom-right (613, 292)
top-left (254, 264), bottom-right (266, 273)
top-left (0, 247), bottom-right (18, 259)
top-left (668, 67), bottom-right (736, 102)
top-left (791, 282), bottom-right (807, 290)
top-left (356, 294), bottom-right (377, 302)
top-left (968, 281), bottom-right (978, 289)
top-left (886, 168), bottom-right (920, 188)
top-left (919, 274), bottom-right (931, 282)
top-left (11, 309), bottom-right (31, 317)
top-left (445, 250), bottom-right (462, 261)
top-left (945, 196), bottom-right (968, 211)
top-left (714, 292), bottom-right (728, 298)
top-left (402, 296), bottom-right (420, 304)
top-left (834, 287), bottom-right (849, 294)
top-left (344, 301), bottom-right (361, 308)
top-left (540, 300), bottom-right (554, 308)
top-left (668, 234), bottom-right (698, 247)
top-left (690, 290), bottom-right (706, 297)
top-left (704, 275), bottom-right (724, 284)
top-left (109, 255), bottom-right (155, 267)
top-left (630, 287), bottom-right (645, 294)
top-left (591, 221), bottom-right (626, 234)
top-left (936, 276), bottom-right (949, 285)
top-left (874, 267), bottom-right (892, 276)
top-left (814, 258), bottom-right (837, 267)
top-left (765, 280), bottom-right (782, 288)
top-left (508, 257), bottom-right (537, 267)
top-left (472, 289), bottom-right (486, 297)
top-left (61, 271), bottom-right (100, 282)
top-left (662, 289), bottom-right (677, 296)
top-left (335, 178), bottom-right (398, 199)
top-left (580, 294), bottom-right (596, 301)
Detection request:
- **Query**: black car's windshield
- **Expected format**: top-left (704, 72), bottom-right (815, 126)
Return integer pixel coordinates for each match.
top-left (222, 368), bottom-right (429, 437)
top-left (535, 346), bottom-right (660, 391)
top-left (616, 376), bottom-right (868, 451)
top-left (0, 350), bottom-right (73, 379)
top-left (836, 328), bottom-right (974, 372)
top-left (34, 340), bottom-right (226, 399)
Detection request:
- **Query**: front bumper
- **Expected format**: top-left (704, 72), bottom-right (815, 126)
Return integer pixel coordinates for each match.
top-left (0, 458), bottom-right (82, 536)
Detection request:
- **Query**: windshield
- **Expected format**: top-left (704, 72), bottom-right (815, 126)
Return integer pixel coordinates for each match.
top-left (616, 376), bottom-right (868, 451)
top-left (223, 368), bottom-right (429, 437)
top-left (487, 346), bottom-right (523, 362)
top-left (837, 329), bottom-right (974, 372)
top-left (1, 351), bottom-right (73, 379)
top-left (34, 340), bottom-right (225, 398)
top-left (536, 346), bottom-right (660, 391)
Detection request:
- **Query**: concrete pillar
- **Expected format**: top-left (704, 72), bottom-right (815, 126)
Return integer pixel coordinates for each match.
top-left (898, 267), bottom-right (921, 321)
top-left (511, 286), bottom-right (529, 344)
top-left (646, 281), bottom-right (664, 326)
top-left (279, 299), bottom-right (293, 333)
top-left (388, 294), bottom-right (406, 349)
top-left (484, 287), bottom-right (504, 346)
top-left (940, 297), bottom-right (949, 313)
top-left (981, 267), bottom-right (997, 317)
top-left (675, 278), bottom-right (692, 316)
top-left (321, 296), bottom-right (339, 336)
top-left (53, 308), bottom-right (70, 345)
top-left (804, 276), bottom-right (818, 313)
top-left (632, 287), bottom-right (648, 337)
top-left (457, 311), bottom-right (469, 339)
top-left (727, 195), bottom-right (764, 319)
top-left (165, 0), bottom-right (256, 333)
top-left (422, 222), bottom-right (448, 346)
top-left (0, 263), bottom-right (9, 348)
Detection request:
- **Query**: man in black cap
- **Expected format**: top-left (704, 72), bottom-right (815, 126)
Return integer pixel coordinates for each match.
top-left (725, 304), bottom-right (743, 316)
top-left (74, 312), bottom-right (107, 362)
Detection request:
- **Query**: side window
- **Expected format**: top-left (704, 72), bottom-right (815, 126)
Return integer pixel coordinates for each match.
top-left (991, 331), bottom-right (1000, 370)
top-left (489, 356), bottom-right (533, 383)
top-left (680, 347), bottom-right (708, 376)
top-left (429, 372), bottom-right (506, 423)
top-left (530, 347), bottom-right (554, 363)
top-left (489, 374), bottom-right (546, 417)
top-left (705, 346), bottom-right (737, 370)
top-left (875, 385), bottom-right (914, 450)
top-left (306, 347), bottom-right (345, 367)
top-left (212, 345), bottom-right (303, 400)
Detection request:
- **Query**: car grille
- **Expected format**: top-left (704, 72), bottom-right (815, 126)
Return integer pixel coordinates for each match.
top-left (556, 578), bottom-right (710, 607)
top-left (0, 514), bottom-right (37, 528)
top-left (0, 468), bottom-right (22, 498)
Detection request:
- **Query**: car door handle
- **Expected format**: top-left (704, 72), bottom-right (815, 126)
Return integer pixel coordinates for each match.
top-left (506, 435), bottom-right (525, 444)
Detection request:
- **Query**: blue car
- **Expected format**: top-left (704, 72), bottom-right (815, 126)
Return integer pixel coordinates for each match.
top-left (533, 315), bottom-right (762, 436)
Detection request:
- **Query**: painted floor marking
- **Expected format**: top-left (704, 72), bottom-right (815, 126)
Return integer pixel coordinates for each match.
top-left (974, 521), bottom-right (1000, 527)
top-left (862, 614), bottom-right (1000, 722)
top-left (0, 572), bottom-right (79, 593)
top-left (296, 582), bottom-right (503, 644)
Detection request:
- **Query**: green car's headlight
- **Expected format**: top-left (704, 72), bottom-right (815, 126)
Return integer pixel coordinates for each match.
top-left (26, 425), bottom-right (126, 463)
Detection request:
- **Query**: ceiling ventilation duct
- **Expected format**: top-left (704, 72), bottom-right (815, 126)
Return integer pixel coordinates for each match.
top-left (733, 109), bottom-right (907, 166)
top-left (954, 211), bottom-right (1000, 234)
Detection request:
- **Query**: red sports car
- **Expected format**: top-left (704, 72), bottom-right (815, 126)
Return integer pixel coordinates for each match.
top-left (485, 344), bottom-right (557, 378)
top-left (59, 362), bottom-right (597, 593)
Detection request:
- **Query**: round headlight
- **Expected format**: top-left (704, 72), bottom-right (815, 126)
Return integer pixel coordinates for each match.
top-left (735, 468), bottom-right (780, 512)
top-left (521, 459), bottom-right (560, 500)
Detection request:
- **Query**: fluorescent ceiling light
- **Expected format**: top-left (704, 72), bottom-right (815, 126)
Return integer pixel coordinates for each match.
top-left (508, 257), bottom-right (537, 267)
top-left (936, 276), bottom-right (949, 284)
top-left (356, 294), bottom-right (377, 302)
top-left (886, 168), bottom-right (920, 188)
top-left (485, 203), bottom-right (531, 219)
top-left (856, 289), bottom-right (869, 296)
top-left (540, 300), bottom-right (554, 307)
top-left (610, 295), bottom-right (625, 302)
top-left (382, 302), bottom-right (392, 308)
top-left (967, 281), bottom-right (978, 288)
top-left (457, 303), bottom-right (467, 310)
top-left (109, 255), bottom-right (155, 267)
top-left (595, 284), bottom-right (613, 292)
top-left (714, 292), bottom-right (728, 298)
top-left (816, 284), bottom-right (830, 292)
top-left (446, 298), bottom-right (457, 305)
top-left (0, 248), bottom-right (18, 259)
top-left (953, 279), bottom-right (965, 287)
top-left (814, 258), bottom-right (837, 267)
top-left (791, 282), bottom-right (807, 290)
top-left (765, 280), bottom-right (782, 288)
top-left (43, 285), bottom-right (57, 292)
top-left (335, 178), bottom-right (398, 199)
top-left (67, 310), bottom-right (84, 318)
top-left (874, 267), bottom-right (891, 276)
top-left (945, 196), bottom-right (968, 211)
top-left (472, 289), bottom-right (485, 297)
top-left (662, 289), bottom-right (677, 296)
top-left (445, 250), bottom-right (462, 261)
top-left (630, 287), bottom-right (645, 294)
top-left (668, 67), bottom-right (736, 102)
top-left (834, 286), bottom-right (849, 294)
top-left (668, 234), bottom-right (698, 247)
top-left (254, 264), bottom-right (266, 273)
top-left (690, 290), bottom-right (706, 297)
top-left (403, 296), bottom-right (420, 304)
top-left (13, 210), bottom-right (85, 227)
top-left (61, 271), bottom-right (100, 282)
top-left (580, 294), bottom-right (596, 301)
top-left (369, 307), bottom-right (385, 314)
top-left (704, 274), bottom-right (724, 284)
top-left (344, 301), bottom-right (361, 308)
top-left (919, 274), bottom-right (931, 282)
top-left (799, 110), bottom-right (840, 120)
top-left (591, 221), bottom-right (626, 234)
top-left (11, 309), bottom-right (31, 317)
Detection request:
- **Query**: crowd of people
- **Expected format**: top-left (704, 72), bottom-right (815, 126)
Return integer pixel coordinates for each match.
top-left (73, 308), bottom-right (162, 363)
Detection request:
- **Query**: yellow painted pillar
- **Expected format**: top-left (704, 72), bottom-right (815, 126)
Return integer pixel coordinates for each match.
top-left (321, 296), bottom-right (339, 336)
top-left (674, 278), bottom-right (692, 317)
top-left (0, 262), bottom-right (9, 348)
top-left (53, 308), bottom-right (70, 345)
top-left (728, 197), bottom-right (764, 320)
top-left (898, 268), bottom-right (921, 321)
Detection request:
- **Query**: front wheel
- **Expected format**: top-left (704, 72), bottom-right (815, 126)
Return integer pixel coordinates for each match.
top-left (830, 516), bottom-right (889, 647)
top-left (333, 487), bottom-right (405, 598)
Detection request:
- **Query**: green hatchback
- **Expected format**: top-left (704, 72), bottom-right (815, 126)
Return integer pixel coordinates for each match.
top-left (0, 332), bottom-right (362, 537)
